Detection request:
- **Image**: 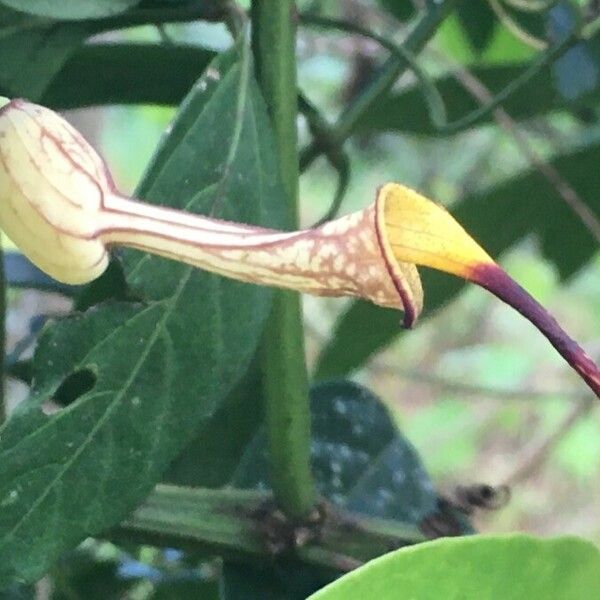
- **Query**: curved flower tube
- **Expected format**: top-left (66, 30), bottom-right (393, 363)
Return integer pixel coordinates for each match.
top-left (0, 97), bottom-right (599, 399)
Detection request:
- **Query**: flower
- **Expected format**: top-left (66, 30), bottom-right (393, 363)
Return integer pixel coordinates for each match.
top-left (0, 97), bottom-right (598, 399)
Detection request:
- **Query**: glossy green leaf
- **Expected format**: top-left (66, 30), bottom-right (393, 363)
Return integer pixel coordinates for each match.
top-left (308, 535), bottom-right (600, 600)
top-left (0, 45), bottom-right (285, 585)
top-left (316, 141), bottom-right (600, 379)
top-left (222, 381), bottom-right (470, 600)
top-left (0, 0), bottom-right (141, 20)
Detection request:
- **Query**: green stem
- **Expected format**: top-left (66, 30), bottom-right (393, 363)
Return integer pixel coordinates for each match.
top-left (251, 0), bottom-right (316, 519)
top-left (116, 485), bottom-right (426, 568)
top-left (300, 0), bottom-right (459, 170)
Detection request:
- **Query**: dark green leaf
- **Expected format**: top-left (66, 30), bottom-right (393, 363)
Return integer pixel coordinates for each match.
top-left (150, 579), bottom-right (220, 600)
top-left (0, 585), bottom-right (34, 600)
top-left (164, 361), bottom-right (263, 488)
top-left (223, 381), bottom-right (469, 599)
top-left (234, 380), bottom-right (441, 521)
top-left (51, 549), bottom-right (133, 600)
top-left (41, 44), bottom-right (217, 109)
top-left (0, 0), bottom-right (142, 20)
top-left (0, 7), bottom-right (89, 99)
top-left (353, 60), bottom-right (600, 137)
top-left (39, 47), bottom-right (600, 136)
top-left (375, 0), bottom-right (416, 22)
top-left (221, 562), bottom-right (321, 600)
top-left (315, 141), bottom-right (600, 378)
top-left (456, 2), bottom-right (496, 53)
top-left (73, 260), bottom-right (129, 312)
top-left (308, 535), bottom-right (600, 600)
top-left (0, 44), bottom-right (285, 585)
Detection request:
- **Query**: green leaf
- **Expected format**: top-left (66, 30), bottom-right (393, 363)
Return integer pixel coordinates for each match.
top-left (308, 535), bottom-right (600, 600)
top-left (72, 259), bottom-right (129, 312)
top-left (0, 584), bottom-right (34, 599)
top-left (41, 44), bottom-right (217, 109)
top-left (315, 141), bottom-right (600, 379)
top-left (353, 61), bottom-right (599, 137)
top-left (164, 361), bottom-right (263, 488)
top-left (221, 563), bottom-right (314, 600)
top-left (0, 44), bottom-right (285, 585)
top-left (150, 579), bottom-right (220, 600)
top-left (375, 0), bottom-right (416, 22)
top-left (0, 7), bottom-right (89, 99)
top-left (235, 380), bottom-right (445, 521)
top-left (51, 548), bottom-right (133, 600)
top-left (43, 54), bottom-right (582, 129)
top-left (456, 2), bottom-right (496, 53)
top-left (39, 46), bottom-right (600, 136)
top-left (0, 0), bottom-right (142, 20)
top-left (222, 381), bottom-right (470, 599)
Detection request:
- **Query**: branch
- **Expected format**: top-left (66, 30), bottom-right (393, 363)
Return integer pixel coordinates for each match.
top-left (503, 398), bottom-right (595, 485)
top-left (114, 485), bottom-right (426, 571)
top-left (369, 362), bottom-right (590, 402)
top-left (487, 0), bottom-right (548, 50)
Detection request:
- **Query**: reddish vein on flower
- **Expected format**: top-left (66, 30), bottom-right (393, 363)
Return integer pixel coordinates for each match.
top-left (0, 97), bottom-right (598, 399)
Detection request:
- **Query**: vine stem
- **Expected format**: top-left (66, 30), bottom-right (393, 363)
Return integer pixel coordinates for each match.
top-left (503, 399), bottom-right (595, 485)
top-left (251, 0), bottom-right (316, 519)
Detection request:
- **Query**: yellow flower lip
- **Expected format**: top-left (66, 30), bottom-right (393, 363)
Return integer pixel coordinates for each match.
top-left (377, 183), bottom-right (600, 399)
top-left (0, 98), bottom-right (599, 400)
top-left (379, 182), bottom-right (495, 278)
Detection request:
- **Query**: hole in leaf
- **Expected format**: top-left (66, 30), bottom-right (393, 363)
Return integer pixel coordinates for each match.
top-left (53, 368), bottom-right (97, 407)
top-left (478, 485), bottom-right (494, 500)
